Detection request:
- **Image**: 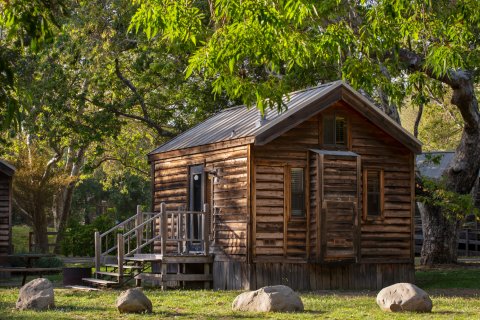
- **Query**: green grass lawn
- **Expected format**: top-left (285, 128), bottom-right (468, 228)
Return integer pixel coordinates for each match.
top-left (0, 268), bottom-right (479, 319)
top-left (11, 225), bottom-right (57, 253)
top-left (0, 288), bottom-right (478, 320)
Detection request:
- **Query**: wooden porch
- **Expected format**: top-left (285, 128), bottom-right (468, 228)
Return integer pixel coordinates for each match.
top-left (83, 203), bottom-right (213, 289)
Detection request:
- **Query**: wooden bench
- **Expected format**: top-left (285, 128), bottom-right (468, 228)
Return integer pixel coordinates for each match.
top-left (0, 267), bottom-right (63, 285)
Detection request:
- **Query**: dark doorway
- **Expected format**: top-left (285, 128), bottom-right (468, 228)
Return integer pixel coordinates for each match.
top-left (189, 165), bottom-right (204, 252)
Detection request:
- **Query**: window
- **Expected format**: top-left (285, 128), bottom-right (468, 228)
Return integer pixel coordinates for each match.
top-left (290, 168), bottom-right (305, 217)
top-left (322, 113), bottom-right (348, 146)
top-left (362, 168), bottom-right (384, 220)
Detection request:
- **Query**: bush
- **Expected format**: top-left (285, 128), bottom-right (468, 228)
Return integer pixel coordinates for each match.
top-left (61, 214), bottom-right (114, 257)
top-left (34, 256), bottom-right (64, 268)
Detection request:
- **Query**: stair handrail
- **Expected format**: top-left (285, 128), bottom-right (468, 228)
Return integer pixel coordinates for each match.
top-left (100, 214), bottom-right (137, 238)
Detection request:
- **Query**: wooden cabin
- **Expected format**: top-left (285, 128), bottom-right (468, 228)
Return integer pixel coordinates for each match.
top-left (0, 159), bottom-right (15, 256)
top-left (148, 81), bottom-right (422, 290)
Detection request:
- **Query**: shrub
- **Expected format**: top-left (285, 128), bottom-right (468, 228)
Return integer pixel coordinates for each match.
top-left (61, 214), bottom-right (114, 257)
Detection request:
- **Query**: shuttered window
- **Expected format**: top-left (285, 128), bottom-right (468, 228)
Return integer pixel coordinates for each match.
top-left (322, 113), bottom-right (348, 147)
top-left (290, 168), bottom-right (305, 217)
top-left (362, 168), bottom-right (384, 219)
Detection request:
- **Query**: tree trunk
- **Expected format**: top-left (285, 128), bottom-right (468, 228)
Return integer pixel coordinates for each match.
top-left (31, 201), bottom-right (49, 253)
top-left (418, 203), bottom-right (461, 265)
top-left (53, 147), bottom-right (86, 254)
top-left (53, 182), bottom-right (76, 254)
top-left (417, 70), bottom-right (480, 265)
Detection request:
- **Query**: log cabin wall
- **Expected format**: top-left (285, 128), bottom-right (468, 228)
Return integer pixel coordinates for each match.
top-left (150, 141), bottom-right (251, 289)
top-left (0, 172), bottom-right (12, 255)
top-left (253, 116), bottom-right (318, 261)
top-left (250, 100), bottom-right (414, 290)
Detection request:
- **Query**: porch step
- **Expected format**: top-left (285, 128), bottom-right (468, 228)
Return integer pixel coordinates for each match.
top-left (95, 271), bottom-right (120, 277)
top-left (104, 264), bottom-right (143, 270)
top-left (65, 285), bottom-right (100, 292)
top-left (82, 278), bottom-right (118, 286)
top-left (135, 273), bottom-right (213, 282)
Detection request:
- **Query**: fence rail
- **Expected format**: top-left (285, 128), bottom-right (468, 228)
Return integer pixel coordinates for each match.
top-left (415, 216), bottom-right (480, 256)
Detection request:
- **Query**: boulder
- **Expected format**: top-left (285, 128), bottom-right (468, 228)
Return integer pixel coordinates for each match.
top-left (116, 288), bottom-right (152, 314)
top-left (16, 278), bottom-right (55, 311)
top-left (376, 283), bottom-right (432, 312)
top-left (232, 285), bottom-right (303, 312)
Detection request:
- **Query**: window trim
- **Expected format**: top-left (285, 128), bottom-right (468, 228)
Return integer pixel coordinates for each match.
top-left (285, 165), bottom-right (307, 220)
top-left (362, 167), bottom-right (385, 221)
top-left (320, 111), bottom-right (351, 150)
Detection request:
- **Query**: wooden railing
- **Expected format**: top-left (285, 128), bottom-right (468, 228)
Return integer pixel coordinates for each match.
top-left (94, 203), bottom-right (210, 276)
top-left (414, 215), bottom-right (480, 256)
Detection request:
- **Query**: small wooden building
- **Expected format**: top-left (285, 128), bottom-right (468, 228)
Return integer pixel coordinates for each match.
top-left (0, 159), bottom-right (15, 256)
top-left (148, 81), bottom-right (422, 290)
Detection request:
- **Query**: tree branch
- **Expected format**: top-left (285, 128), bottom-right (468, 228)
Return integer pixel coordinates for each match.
top-left (12, 198), bottom-right (33, 224)
top-left (92, 156), bottom-right (149, 176)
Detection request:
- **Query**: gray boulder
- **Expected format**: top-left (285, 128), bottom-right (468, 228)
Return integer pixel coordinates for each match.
top-left (376, 283), bottom-right (433, 312)
top-left (16, 278), bottom-right (55, 311)
top-left (232, 285), bottom-right (303, 312)
top-left (116, 288), bottom-right (152, 313)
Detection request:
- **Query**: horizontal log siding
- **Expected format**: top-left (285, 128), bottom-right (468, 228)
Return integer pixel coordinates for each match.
top-left (254, 117), bottom-right (320, 260)
top-left (152, 145), bottom-right (249, 260)
top-left (0, 174), bottom-right (12, 255)
top-left (344, 102), bottom-right (413, 262)
top-left (253, 101), bottom-right (413, 263)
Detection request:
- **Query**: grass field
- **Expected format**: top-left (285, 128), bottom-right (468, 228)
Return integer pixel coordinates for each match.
top-left (0, 269), bottom-right (479, 319)
top-left (11, 225), bottom-right (57, 253)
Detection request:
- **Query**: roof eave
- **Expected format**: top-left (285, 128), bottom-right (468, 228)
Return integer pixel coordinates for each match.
top-left (0, 160), bottom-right (16, 176)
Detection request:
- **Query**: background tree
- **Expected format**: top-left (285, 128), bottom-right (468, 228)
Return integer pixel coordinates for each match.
top-left (131, 0), bottom-right (480, 265)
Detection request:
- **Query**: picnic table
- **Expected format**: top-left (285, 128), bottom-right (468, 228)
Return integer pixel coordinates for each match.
top-left (0, 253), bottom-right (62, 285)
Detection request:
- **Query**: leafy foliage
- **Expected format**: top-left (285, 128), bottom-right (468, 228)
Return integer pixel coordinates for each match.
top-left (61, 213), bottom-right (115, 256)
top-left (417, 177), bottom-right (479, 221)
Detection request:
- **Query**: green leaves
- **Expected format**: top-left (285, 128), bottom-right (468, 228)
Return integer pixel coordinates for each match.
top-left (129, 0), bottom-right (205, 44)
top-left (418, 176), bottom-right (479, 221)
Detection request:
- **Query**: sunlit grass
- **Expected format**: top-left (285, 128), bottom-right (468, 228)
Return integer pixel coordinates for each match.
top-left (0, 287), bottom-right (479, 319)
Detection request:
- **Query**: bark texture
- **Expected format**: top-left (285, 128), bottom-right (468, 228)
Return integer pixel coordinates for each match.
top-left (400, 50), bottom-right (480, 265)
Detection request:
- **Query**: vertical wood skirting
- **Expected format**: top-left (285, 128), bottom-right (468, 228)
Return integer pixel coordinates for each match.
top-left (249, 262), bottom-right (414, 291)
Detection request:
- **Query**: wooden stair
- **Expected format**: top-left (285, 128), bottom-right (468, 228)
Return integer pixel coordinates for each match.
top-left (84, 203), bottom-right (213, 290)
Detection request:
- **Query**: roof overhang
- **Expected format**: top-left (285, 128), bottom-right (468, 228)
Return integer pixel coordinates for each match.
top-left (0, 159), bottom-right (16, 176)
top-left (254, 81), bottom-right (422, 154)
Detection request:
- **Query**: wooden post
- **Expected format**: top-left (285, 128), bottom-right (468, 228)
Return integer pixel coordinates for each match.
top-left (203, 203), bottom-right (210, 255)
top-left (117, 233), bottom-right (124, 285)
top-left (136, 205), bottom-right (143, 254)
top-left (94, 231), bottom-right (101, 273)
top-left (160, 202), bottom-right (167, 256)
top-left (466, 229), bottom-right (469, 257)
top-left (178, 207), bottom-right (183, 254)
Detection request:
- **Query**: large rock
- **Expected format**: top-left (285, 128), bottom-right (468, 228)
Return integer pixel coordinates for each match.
top-left (376, 283), bottom-right (433, 312)
top-left (16, 278), bottom-right (55, 311)
top-left (116, 288), bottom-right (152, 314)
top-left (232, 285), bottom-right (303, 312)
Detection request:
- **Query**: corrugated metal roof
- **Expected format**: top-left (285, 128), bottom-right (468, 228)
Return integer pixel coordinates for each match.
top-left (0, 159), bottom-right (16, 176)
top-left (416, 151), bottom-right (480, 178)
top-left (150, 82), bottom-right (338, 154)
top-left (150, 80), bottom-right (422, 155)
